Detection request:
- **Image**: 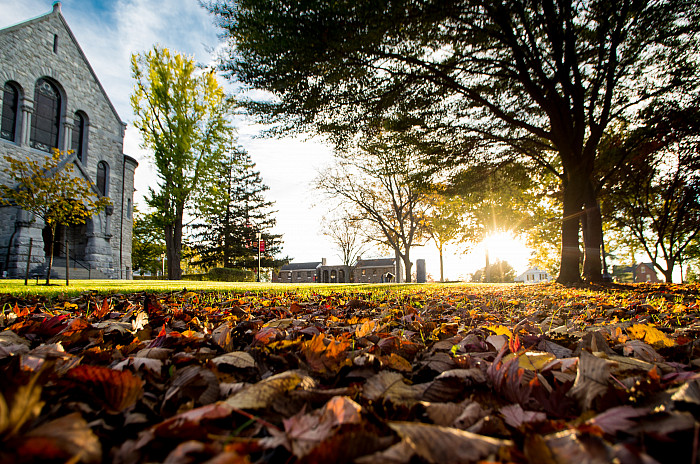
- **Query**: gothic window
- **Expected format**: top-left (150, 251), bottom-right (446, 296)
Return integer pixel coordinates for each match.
top-left (1, 82), bottom-right (19, 142)
top-left (126, 198), bottom-right (132, 219)
top-left (96, 161), bottom-right (109, 196)
top-left (71, 112), bottom-right (87, 163)
top-left (30, 78), bottom-right (61, 152)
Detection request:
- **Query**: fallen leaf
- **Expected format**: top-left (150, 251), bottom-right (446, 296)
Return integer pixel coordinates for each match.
top-left (627, 324), bottom-right (675, 348)
top-left (388, 421), bottom-right (514, 463)
top-left (225, 370), bottom-right (315, 410)
top-left (212, 352), bottom-right (256, 369)
top-left (500, 403), bottom-right (547, 428)
top-left (18, 412), bottom-right (101, 464)
top-left (568, 351), bottom-right (610, 410)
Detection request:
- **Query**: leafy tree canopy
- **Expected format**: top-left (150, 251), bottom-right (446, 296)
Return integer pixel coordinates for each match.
top-left (207, 0), bottom-right (700, 283)
top-left (131, 45), bottom-right (235, 280)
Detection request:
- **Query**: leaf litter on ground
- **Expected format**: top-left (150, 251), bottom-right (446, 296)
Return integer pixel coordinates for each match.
top-left (0, 282), bottom-right (699, 463)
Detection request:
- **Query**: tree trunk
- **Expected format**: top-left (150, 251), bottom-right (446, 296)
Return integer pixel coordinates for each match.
top-left (582, 181), bottom-right (602, 282)
top-left (163, 204), bottom-right (185, 280)
top-left (45, 224), bottom-right (55, 285)
top-left (439, 245), bottom-right (444, 283)
top-left (663, 269), bottom-right (674, 283)
top-left (557, 175), bottom-right (584, 284)
top-left (403, 254), bottom-right (412, 283)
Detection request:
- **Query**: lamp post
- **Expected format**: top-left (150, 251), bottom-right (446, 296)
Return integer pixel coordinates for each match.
top-left (256, 232), bottom-right (261, 282)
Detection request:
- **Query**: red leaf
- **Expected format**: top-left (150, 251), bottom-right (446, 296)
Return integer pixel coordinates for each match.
top-left (65, 365), bottom-right (143, 413)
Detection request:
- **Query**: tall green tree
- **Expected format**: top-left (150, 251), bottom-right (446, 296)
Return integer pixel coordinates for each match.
top-left (131, 46), bottom-right (234, 280)
top-left (208, 0), bottom-right (700, 283)
top-left (191, 144), bottom-right (286, 270)
top-left (0, 149), bottom-right (110, 285)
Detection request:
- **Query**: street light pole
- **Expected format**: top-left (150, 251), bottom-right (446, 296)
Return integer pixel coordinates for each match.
top-left (256, 232), bottom-right (261, 282)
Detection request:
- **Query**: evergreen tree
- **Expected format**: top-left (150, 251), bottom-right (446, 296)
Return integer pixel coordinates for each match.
top-left (191, 144), bottom-right (287, 271)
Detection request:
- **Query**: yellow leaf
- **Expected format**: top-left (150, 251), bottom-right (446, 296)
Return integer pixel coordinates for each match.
top-left (355, 320), bottom-right (376, 338)
top-left (627, 324), bottom-right (674, 348)
top-left (486, 325), bottom-right (512, 338)
top-left (517, 351), bottom-right (556, 371)
top-left (673, 304), bottom-right (687, 313)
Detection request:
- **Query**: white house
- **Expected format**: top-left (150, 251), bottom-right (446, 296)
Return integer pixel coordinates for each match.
top-left (515, 267), bottom-right (552, 284)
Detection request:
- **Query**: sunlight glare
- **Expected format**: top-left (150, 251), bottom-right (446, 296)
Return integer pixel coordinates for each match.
top-left (479, 231), bottom-right (531, 274)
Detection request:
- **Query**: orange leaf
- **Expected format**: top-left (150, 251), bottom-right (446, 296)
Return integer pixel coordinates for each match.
top-left (93, 297), bottom-right (111, 320)
top-left (12, 303), bottom-right (29, 317)
top-left (302, 334), bottom-right (351, 374)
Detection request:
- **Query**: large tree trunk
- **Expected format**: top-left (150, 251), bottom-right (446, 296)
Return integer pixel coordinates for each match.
top-left (403, 253), bottom-right (412, 283)
top-left (557, 174), bottom-right (584, 284)
top-left (163, 209), bottom-right (184, 280)
top-left (582, 181), bottom-right (603, 282)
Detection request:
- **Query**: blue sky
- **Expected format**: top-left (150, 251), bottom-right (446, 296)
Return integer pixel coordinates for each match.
top-left (0, 1), bottom-right (529, 280)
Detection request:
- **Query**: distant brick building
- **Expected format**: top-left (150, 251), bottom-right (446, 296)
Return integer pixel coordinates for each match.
top-left (0, 3), bottom-right (137, 279)
top-left (273, 257), bottom-right (397, 283)
top-left (612, 263), bottom-right (661, 283)
top-left (274, 261), bottom-right (322, 283)
top-left (353, 258), bottom-right (396, 283)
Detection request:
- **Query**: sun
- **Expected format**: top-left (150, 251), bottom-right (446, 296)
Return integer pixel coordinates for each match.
top-left (478, 231), bottom-right (531, 274)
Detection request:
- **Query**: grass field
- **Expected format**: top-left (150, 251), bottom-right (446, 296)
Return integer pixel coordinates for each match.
top-left (0, 278), bottom-right (444, 297)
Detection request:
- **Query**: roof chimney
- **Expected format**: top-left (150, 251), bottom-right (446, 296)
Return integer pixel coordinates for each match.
top-left (53, 2), bottom-right (61, 13)
top-left (322, 258), bottom-right (326, 266)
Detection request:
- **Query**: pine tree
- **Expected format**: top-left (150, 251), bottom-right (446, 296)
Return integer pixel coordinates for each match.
top-left (191, 144), bottom-right (287, 271)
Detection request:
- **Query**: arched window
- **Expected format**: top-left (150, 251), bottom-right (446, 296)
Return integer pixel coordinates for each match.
top-left (1, 82), bottom-right (19, 142)
top-left (96, 161), bottom-right (109, 196)
top-left (30, 78), bottom-right (61, 152)
top-left (71, 112), bottom-right (87, 163)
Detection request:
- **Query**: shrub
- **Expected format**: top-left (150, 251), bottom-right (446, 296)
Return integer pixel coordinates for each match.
top-left (207, 267), bottom-right (255, 282)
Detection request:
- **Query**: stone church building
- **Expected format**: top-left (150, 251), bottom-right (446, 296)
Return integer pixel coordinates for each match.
top-left (0, 3), bottom-right (137, 279)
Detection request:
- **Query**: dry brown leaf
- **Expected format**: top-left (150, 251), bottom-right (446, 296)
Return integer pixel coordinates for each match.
top-left (500, 403), bottom-right (547, 428)
top-left (363, 371), bottom-right (417, 405)
top-left (568, 351), bottom-right (610, 410)
top-left (19, 412), bottom-right (102, 464)
top-left (388, 421), bottom-right (513, 463)
top-left (0, 374), bottom-right (44, 437)
top-left (225, 370), bottom-right (315, 410)
top-left (212, 352), bottom-right (256, 369)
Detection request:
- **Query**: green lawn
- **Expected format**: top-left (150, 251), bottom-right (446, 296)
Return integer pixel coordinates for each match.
top-left (0, 278), bottom-right (442, 297)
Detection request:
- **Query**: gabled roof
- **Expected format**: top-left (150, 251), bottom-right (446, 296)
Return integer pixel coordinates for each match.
top-left (356, 258), bottom-right (395, 268)
top-left (0, 3), bottom-right (124, 126)
top-left (280, 262), bottom-right (322, 271)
